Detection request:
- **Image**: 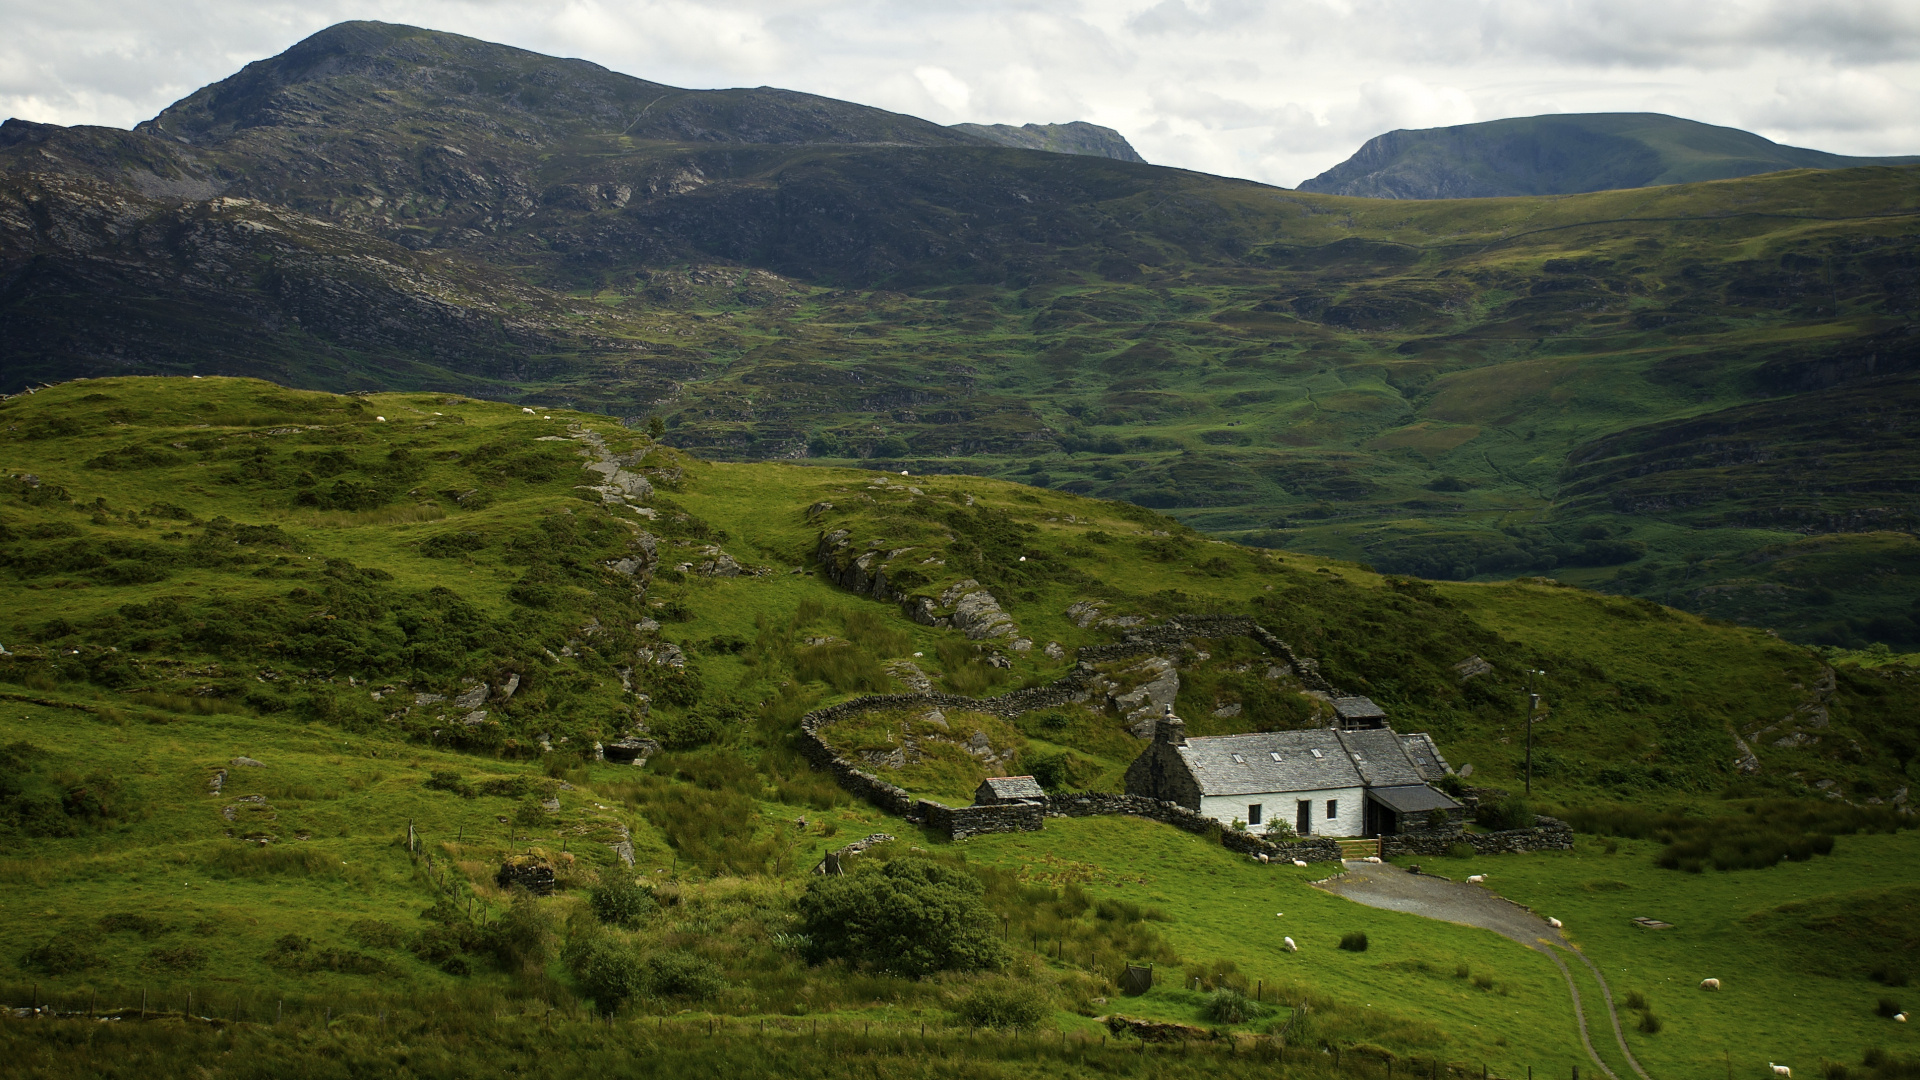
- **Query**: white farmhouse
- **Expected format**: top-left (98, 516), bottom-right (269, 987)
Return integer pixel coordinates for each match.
top-left (1123, 710), bottom-right (1461, 838)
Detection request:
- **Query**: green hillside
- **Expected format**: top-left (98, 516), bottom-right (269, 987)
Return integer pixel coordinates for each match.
top-left (1299, 113), bottom-right (1920, 199)
top-left (6, 23), bottom-right (1920, 654)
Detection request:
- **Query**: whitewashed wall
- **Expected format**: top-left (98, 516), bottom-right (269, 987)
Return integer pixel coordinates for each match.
top-left (1199, 787), bottom-right (1365, 838)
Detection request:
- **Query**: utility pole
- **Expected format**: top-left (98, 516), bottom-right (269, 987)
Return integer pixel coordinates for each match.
top-left (1524, 669), bottom-right (1545, 796)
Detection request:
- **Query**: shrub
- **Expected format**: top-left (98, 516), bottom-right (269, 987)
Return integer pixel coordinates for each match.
top-left (955, 980), bottom-right (1050, 1031)
top-left (482, 892), bottom-right (555, 974)
top-left (1879, 997), bottom-right (1904, 1019)
top-left (1338, 932), bottom-right (1369, 952)
top-left (1200, 988), bottom-right (1268, 1024)
top-left (1638, 1011), bottom-right (1663, 1034)
top-left (424, 770), bottom-right (476, 798)
top-left (1445, 842), bottom-right (1475, 859)
top-left (1624, 990), bottom-right (1648, 1011)
top-left (348, 919), bottom-right (407, 949)
top-left (646, 950), bottom-right (726, 999)
top-left (1871, 961), bottom-right (1911, 987)
top-left (590, 873), bottom-right (658, 928)
top-left (569, 936), bottom-right (646, 1010)
top-left (797, 857), bottom-right (1005, 976)
top-left (20, 937), bottom-right (100, 974)
top-left (144, 945), bottom-right (206, 971)
top-left (99, 912), bottom-right (168, 937)
top-left (1477, 795), bottom-right (1535, 832)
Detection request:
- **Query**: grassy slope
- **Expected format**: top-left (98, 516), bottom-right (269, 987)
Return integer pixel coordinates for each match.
top-left (1, 378), bottom-right (1915, 1077)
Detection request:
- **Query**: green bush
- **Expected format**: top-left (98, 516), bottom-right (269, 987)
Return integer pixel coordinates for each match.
top-left (1476, 795), bottom-right (1535, 831)
top-left (20, 937), bottom-right (100, 974)
top-left (646, 949), bottom-right (726, 999)
top-left (1638, 1010), bottom-right (1663, 1034)
top-left (568, 936), bottom-right (646, 1010)
top-left (590, 873), bottom-right (658, 928)
top-left (1879, 997), bottom-right (1905, 1019)
top-left (424, 770), bottom-right (476, 798)
top-left (954, 979), bottom-right (1050, 1030)
top-left (1445, 842), bottom-right (1475, 859)
top-left (1338, 931), bottom-right (1369, 952)
top-left (482, 892), bottom-right (555, 974)
top-left (1200, 988), bottom-right (1268, 1024)
top-left (797, 857), bottom-right (1006, 977)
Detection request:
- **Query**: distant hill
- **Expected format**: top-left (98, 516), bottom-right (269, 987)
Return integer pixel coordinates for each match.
top-left (950, 121), bottom-right (1145, 162)
top-left (1298, 112), bottom-right (1920, 199)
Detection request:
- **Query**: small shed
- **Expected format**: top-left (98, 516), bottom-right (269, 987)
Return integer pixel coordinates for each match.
top-left (1332, 696), bottom-right (1388, 730)
top-left (974, 775), bottom-right (1046, 806)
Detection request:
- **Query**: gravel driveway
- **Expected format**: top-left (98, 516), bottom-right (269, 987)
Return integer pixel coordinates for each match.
top-left (1316, 859), bottom-right (1565, 948)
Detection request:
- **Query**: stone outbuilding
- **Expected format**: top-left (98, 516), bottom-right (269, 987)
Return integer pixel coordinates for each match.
top-left (1124, 711), bottom-right (1461, 838)
top-left (974, 775), bottom-right (1047, 805)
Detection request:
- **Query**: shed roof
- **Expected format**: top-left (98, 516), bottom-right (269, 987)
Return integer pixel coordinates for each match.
top-left (1336, 728), bottom-right (1431, 787)
top-left (1332, 696), bottom-right (1387, 720)
top-left (1175, 730), bottom-right (1364, 797)
top-left (1366, 784), bottom-right (1462, 815)
top-left (1396, 732), bottom-right (1452, 781)
top-left (977, 776), bottom-right (1046, 802)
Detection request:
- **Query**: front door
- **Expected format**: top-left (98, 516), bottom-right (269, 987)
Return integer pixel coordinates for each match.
top-left (1296, 799), bottom-right (1311, 836)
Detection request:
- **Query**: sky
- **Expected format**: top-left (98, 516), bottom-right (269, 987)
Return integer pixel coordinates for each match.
top-left (3, 0), bottom-right (1918, 188)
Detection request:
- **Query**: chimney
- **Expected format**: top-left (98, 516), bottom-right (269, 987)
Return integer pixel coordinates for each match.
top-left (1156, 704), bottom-right (1187, 746)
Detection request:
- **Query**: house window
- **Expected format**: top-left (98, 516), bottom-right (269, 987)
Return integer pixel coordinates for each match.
top-left (1326, 799), bottom-right (1338, 820)
top-left (1231, 754), bottom-right (1245, 764)
top-left (1269, 752), bottom-right (1282, 762)
top-left (1310, 749), bottom-right (1324, 759)
top-left (1248, 804), bottom-right (1262, 826)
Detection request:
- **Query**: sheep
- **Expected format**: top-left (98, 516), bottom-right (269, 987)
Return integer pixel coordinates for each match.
top-left (1547, 917), bottom-right (1564, 929)
top-left (1896, 1013), bottom-right (1908, 1023)
top-left (1771, 1064), bottom-right (1791, 1077)
top-left (1283, 937), bottom-right (1298, 952)
top-left (1467, 874), bottom-right (1486, 884)
top-left (522, 407), bottom-right (536, 414)
top-left (1699, 978), bottom-right (1720, 991)
top-left (1364, 856), bottom-right (1382, 863)
top-left (1293, 859), bottom-right (1309, 868)
top-left (1257, 853), bottom-right (1270, 864)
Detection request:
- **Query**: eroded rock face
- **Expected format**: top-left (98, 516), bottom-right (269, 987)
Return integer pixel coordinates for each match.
top-left (950, 589), bottom-right (1016, 640)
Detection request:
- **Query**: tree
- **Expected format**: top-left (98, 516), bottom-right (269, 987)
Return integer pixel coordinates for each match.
top-left (795, 857), bottom-right (1005, 976)
top-left (590, 873), bottom-right (657, 928)
top-left (646, 415), bottom-right (666, 438)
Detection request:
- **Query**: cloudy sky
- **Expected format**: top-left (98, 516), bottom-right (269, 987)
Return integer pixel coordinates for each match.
top-left (4, 0), bottom-right (1918, 187)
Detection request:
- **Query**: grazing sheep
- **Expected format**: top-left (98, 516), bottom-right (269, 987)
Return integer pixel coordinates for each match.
top-left (522, 407), bottom-right (536, 414)
top-left (1364, 856), bottom-right (1382, 863)
top-left (1896, 1013), bottom-right (1908, 1023)
top-left (1293, 859), bottom-right (1309, 868)
top-left (1467, 874), bottom-right (1486, 884)
top-left (1771, 1064), bottom-right (1791, 1077)
top-left (1257, 853), bottom-right (1270, 864)
top-left (1548, 917), bottom-right (1563, 929)
top-left (1283, 937), bottom-right (1298, 952)
top-left (1700, 978), bottom-right (1720, 991)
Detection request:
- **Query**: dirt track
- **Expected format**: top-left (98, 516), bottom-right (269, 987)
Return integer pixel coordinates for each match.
top-left (1317, 860), bottom-right (1652, 1080)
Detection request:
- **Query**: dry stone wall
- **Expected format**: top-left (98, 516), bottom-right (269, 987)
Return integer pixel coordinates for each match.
top-left (1381, 816), bottom-right (1574, 857)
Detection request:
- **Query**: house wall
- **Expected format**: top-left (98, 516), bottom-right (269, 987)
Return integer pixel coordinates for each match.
top-left (1199, 787), bottom-right (1365, 838)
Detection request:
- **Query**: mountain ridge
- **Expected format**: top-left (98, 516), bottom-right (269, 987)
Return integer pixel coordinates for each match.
top-left (1299, 112), bottom-right (1920, 199)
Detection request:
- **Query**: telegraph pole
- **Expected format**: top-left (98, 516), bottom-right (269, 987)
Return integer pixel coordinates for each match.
top-left (1524, 669), bottom-right (1545, 796)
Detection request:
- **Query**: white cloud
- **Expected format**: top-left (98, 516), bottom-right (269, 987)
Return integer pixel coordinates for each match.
top-left (0, 0), bottom-right (1916, 186)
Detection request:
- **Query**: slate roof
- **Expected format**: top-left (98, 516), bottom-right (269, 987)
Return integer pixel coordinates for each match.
top-left (976, 776), bottom-right (1046, 803)
top-left (1335, 728), bottom-right (1431, 787)
top-left (1396, 732), bottom-right (1452, 781)
top-left (1331, 696), bottom-right (1387, 721)
top-left (1174, 730), bottom-right (1364, 797)
top-left (1367, 784), bottom-right (1461, 815)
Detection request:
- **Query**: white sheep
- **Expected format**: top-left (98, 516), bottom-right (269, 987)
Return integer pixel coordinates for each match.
top-left (1771, 1064), bottom-right (1791, 1077)
top-left (1896, 1012), bottom-right (1908, 1023)
top-left (1467, 874), bottom-right (1486, 884)
top-left (1548, 917), bottom-right (1563, 929)
top-left (1283, 937), bottom-right (1298, 952)
top-left (1364, 856), bottom-right (1382, 863)
top-left (1257, 853), bottom-right (1270, 864)
top-left (1700, 978), bottom-right (1720, 991)
top-left (522, 407), bottom-right (536, 414)
top-left (1293, 859), bottom-right (1308, 868)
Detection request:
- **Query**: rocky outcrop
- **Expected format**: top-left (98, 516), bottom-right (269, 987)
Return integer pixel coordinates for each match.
top-left (815, 531), bottom-right (1022, 643)
top-left (951, 121), bottom-right (1147, 163)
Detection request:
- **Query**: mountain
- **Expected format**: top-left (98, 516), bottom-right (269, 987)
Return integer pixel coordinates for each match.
top-left (1297, 112), bottom-right (1920, 199)
top-left (950, 121), bottom-right (1146, 162)
top-left (5, 24), bottom-right (1920, 651)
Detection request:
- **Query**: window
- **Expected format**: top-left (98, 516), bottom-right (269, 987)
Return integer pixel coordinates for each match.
top-left (1326, 799), bottom-right (1338, 820)
top-left (1248, 804), bottom-right (1263, 826)
top-left (1269, 752), bottom-right (1283, 762)
top-left (1309, 749), bottom-right (1324, 759)
top-left (1231, 753), bottom-right (1245, 764)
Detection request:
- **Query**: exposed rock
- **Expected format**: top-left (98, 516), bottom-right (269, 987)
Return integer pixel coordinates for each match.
top-left (540, 797), bottom-right (561, 813)
top-left (807, 500), bottom-right (834, 519)
top-left (497, 855), bottom-right (555, 896)
top-left (1044, 641), bottom-right (1065, 660)
top-left (495, 673), bottom-right (520, 699)
top-left (1453, 655), bottom-right (1492, 682)
top-left (208, 768), bottom-right (226, 794)
top-left (634, 618), bottom-right (661, 634)
top-left (462, 710), bottom-right (489, 726)
top-left (603, 736), bottom-right (659, 765)
top-left (814, 833), bottom-right (893, 875)
top-left (1211, 703), bottom-right (1242, 719)
top-left (1112, 658), bottom-right (1180, 736)
top-left (414, 692), bottom-right (446, 706)
top-left (453, 683), bottom-right (489, 709)
top-left (1010, 638), bottom-right (1033, 652)
top-left (884, 660), bottom-right (933, 693)
top-left (1065, 600), bottom-right (1107, 628)
top-left (950, 589), bottom-right (1016, 639)
top-left (230, 756), bottom-right (264, 768)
